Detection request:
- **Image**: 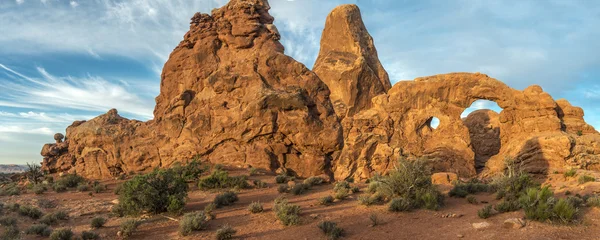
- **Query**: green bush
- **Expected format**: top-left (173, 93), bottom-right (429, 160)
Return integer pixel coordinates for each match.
top-left (77, 183), bottom-right (89, 192)
top-left (204, 203), bottom-right (216, 220)
top-left (333, 181), bottom-right (351, 192)
top-left (18, 205), bottom-right (43, 219)
top-left (277, 184), bottom-right (289, 193)
top-left (466, 195), bottom-right (478, 204)
top-left (358, 192), bottom-right (386, 206)
top-left (449, 181), bottom-right (491, 198)
top-left (493, 172), bottom-right (538, 201)
top-left (40, 213), bottom-right (58, 225)
top-left (93, 184), bottom-right (106, 193)
top-left (179, 211), bottom-right (209, 236)
top-left (519, 186), bottom-right (578, 224)
top-left (91, 217), bottom-right (107, 229)
top-left (0, 183), bottom-right (20, 196)
top-left (198, 170), bottom-right (249, 190)
top-left (564, 169), bottom-right (577, 178)
top-left (50, 228), bottom-right (73, 240)
top-left (587, 196), bottom-right (600, 208)
top-left (494, 200), bottom-right (520, 213)
top-left (275, 174), bottom-right (293, 184)
top-left (213, 191), bottom-right (238, 208)
top-left (303, 176), bottom-right (325, 186)
top-left (566, 196), bottom-right (585, 208)
top-left (53, 181), bottom-right (68, 193)
top-left (318, 221), bottom-right (344, 240)
top-left (215, 224), bottom-right (236, 240)
top-left (248, 202), bottom-right (263, 213)
top-left (252, 179), bottom-right (267, 188)
top-left (291, 183), bottom-right (310, 195)
top-left (553, 199), bottom-right (577, 224)
top-left (172, 158), bottom-right (206, 181)
top-left (351, 186), bottom-right (360, 193)
top-left (334, 188), bottom-right (349, 200)
top-left (318, 196), bottom-right (334, 206)
top-left (120, 219), bottom-right (141, 239)
top-left (4, 203), bottom-right (20, 212)
top-left (25, 162), bottom-right (44, 185)
top-left (1, 225), bottom-right (19, 240)
top-left (248, 167), bottom-right (259, 176)
top-left (117, 168), bottom-right (188, 215)
top-left (56, 174), bottom-right (86, 188)
top-left (274, 198), bottom-right (301, 226)
top-left (25, 224), bottom-right (52, 237)
top-left (32, 184), bottom-right (48, 195)
top-left (81, 231), bottom-right (100, 240)
top-left (54, 210), bottom-right (69, 220)
top-left (0, 216), bottom-right (17, 226)
top-left (388, 198), bottom-right (413, 212)
top-left (478, 205), bottom-right (494, 219)
top-left (578, 175), bottom-right (595, 184)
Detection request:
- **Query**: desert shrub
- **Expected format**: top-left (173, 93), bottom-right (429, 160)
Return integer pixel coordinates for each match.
top-left (587, 196), bottom-right (600, 208)
top-left (76, 183), bottom-right (89, 192)
top-left (358, 192), bottom-right (385, 206)
top-left (198, 170), bottom-right (249, 190)
top-left (213, 191), bottom-right (238, 208)
top-left (1, 225), bottom-right (19, 240)
top-left (53, 182), bottom-right (68, 193)
top-left (369, 213), bottom-right (380, 226)
top-left (494, 200), bottom-right (520, 213)
top-left (374, 158), bottom-right (444, 211)
top-left (37, 199), bottom-right (57, 209)
top-left (333, 181), bottom-right (351, 192)
top-left (449, 181), bottom-right (491, 198)
top-left (92, 184), bottom-right (106, 193)
top-left (248, 167), bottom-right (259, 176)
top-left (120, 219), bottom-right (141, 239)
top-left (318, 221), bottom-right (344, 240)
top-left (81, 231), bottom-right (100, 240)
top-left (56, 173), bottom-right (86, 188)
top-left (45, 176), bottom-right (54, 184)
top-left (179, 211), bottom-right (210, 236)
top-left (172, 158), bottom-right (206, 181)
top-left (0, 183), bottom-right (20, 196)
top-left (91, 217), bottom-right (107, 229)
top-left (215, 224), bottom-right (236, 240)
top-left (40, 213), bottom-right (58, 225)
top-left (492, 171), bottom-right (537, 202)
top-left (54, 210), bottom-right (68, 220)
top-left (578, 175), bottom-right (595, 184)
top-left (50, 228), bottom-right (73, 240)
top-left (519, 186), bottom-right (577, 224)
top-left (466, 195), bottom-right (478, 204)
top-left (565, 190), bottom-right (572, 195)
top-left (19, 205), bottom-right (43, 219)
top-left (25, 162), bottom-right (44, 184)
top-left (5, 203), bottom-right (20, 212)
top-left (334, 188), bottom-right (349, 200)
top-left (388, 197), bottom-right (413, 212)
top-left (117, 168), bottom-right (188, 215)
top-left (274, 198), bottom-right (301, 226)
top-left (564, 169), bottom-right (577, 178)
top-left (303, 176), bottom-right (325, 186)
top-left (248, 202), bottom-right (263, 213)
top-left (204, 203), bottom-right (217, 220)
top-left (32, 184), bottom-right (48, 195)
top-left (318, 195), bottom-right (334, 206)
top-left (253, 179), bottom-right (267, 188)
top-left (0, 216), bottom-right (17, 226)
top-left (25, 224), bottom-right (52, 237)
top-left (566, 196), bottom-right (585, 208)
top-left (478, 205), bottom-right (494, 219)
top-left (213, 164), bottom-right (224, 171)
top-left (277, 184), bottom-right (289, 193)
top-left (291, 183), bottom-right (310, 195)
top-left (351, 186), bottom-right (360, 193)
top-left (367, 181), bottom-right (381, 194)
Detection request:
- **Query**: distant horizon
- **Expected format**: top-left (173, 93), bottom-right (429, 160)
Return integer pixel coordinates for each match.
top-left (1, 0), bottom-right (599, 164)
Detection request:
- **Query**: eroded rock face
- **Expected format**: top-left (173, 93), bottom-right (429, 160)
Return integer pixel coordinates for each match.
top-left (313, 4), bottom-right (391, 119)
top-left (41, 1), bottom-right (600, 180)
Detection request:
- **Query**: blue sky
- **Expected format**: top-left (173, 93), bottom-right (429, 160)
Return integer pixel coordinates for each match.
top-left (1, 0), bottom-right (599, 164)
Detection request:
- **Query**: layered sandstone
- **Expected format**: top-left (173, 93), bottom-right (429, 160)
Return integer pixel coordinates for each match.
top-left (41, 1), bottom-right (600, 181)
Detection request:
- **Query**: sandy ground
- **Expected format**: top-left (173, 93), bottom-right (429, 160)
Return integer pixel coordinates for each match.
top-left (2, 168), bottom-right (600, 240)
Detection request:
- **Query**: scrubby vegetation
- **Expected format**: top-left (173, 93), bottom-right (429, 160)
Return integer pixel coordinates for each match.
top-left (369, 213), bottom-right (381, 227)
top-left (213, 191), bottom-right (239, 208)
top-left (18, 205), bottom-right (43, 219)
top-left (172, 158), bottom-right (206, 181)
top-left (318, 221), bottom-right (344, 240)
top-left (275, 174), bottom-right (294, 184)
top-left (291, 183), bottom-right (310, 195)
top-left (519, 186), bottom-right (577, 224)
top-left (578, 175), bottom-right (595, 184)
top-left (50, 228), bottom-right (73, 240)
top-left (274, 197), bottom-right (301, 226)
top-left (478, 205), bottom-right (493, 219)
top-left (277, 184), bottom-right (289, 193)
top-left (253, 179), bottom-right (267, 188)
top-left (1, 225), bottom-right (20, 240)
top-left (25, 224), bottom-right (52, 237)
top-left (318, 195), bottom-right (334, 206)
top-left (179, 211), bottom-right (210, 236)
top-left (81, 231), bottom-right (100, 240)
top-left (448, 180), bottom-right (492, 198)
top-left (120, 219), bottom-right (141, 239)
top-left (0, 216), bottom-right (17, 226)
top-left (564, 168), bottom-right (577, 178)
top-left (91, 217), bottom-right (107, 229)
top-left (248, 202), bottom-right (263, 213)
top-left (116, 168), bottom-right (188, 215)
top-left (216, 224), bottom-right (237, 240)
top-left (198, 169), bottom-right (249, 190)
top-left (0, 183), bottom-right (20, 196)
top-left (25, 162), bottom-right (44, 184)
top-left (466, 195), bottom-right (478, 204)
top-left (303, 176), bottom-right (325, 186)
top-left (37, 198), bottom-right (57, 209)
top-left (358, 192), bottom-right (385, 206)
top-left (32, 183), bottom-right (48, 195)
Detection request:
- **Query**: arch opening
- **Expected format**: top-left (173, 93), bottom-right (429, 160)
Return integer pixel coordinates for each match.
top-left (462, 100), bottom-right (504, 173)
top-left (430, 117), bottom-right (440, 129)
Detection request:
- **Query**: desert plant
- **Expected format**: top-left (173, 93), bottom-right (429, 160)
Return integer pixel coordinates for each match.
top-left (275, 174), bottom-right (294, 184)
top-left (53, 182), bottom-right (68, 193)
top-left (92, 183), bottom-right (106, 193)
top-left (25, 224), bottom-right (52, 237)
top-left (4, 203), bottom-right (20, 212)
top-left (351, 186), bottom-right (360, 193)
top-left (369, 213), bottom-right (380, 226)
top-left (248, 202), bottom-right (263, 213)
top-left (564, 169), bottom-right (577, 178)
top-left (213, 191), bottom-right (238, 208)
top-left (54, 211), bottom-right (69, 220)
top-left (40, 213), bottom-right (59, 225)
top-left (19, 205), bottom-right (43, 219)
top-left (577, 130), bottom-right (583, 136)
top-left (76, 183), bottom-right (89, 192)
top-left (0, 183), bottom-right (20, 196)
top-left (0, 216), bottom-right (17, 226)
top-left (553, 199), bottom-right (577, 224)
top-left (449, 181), bottom-right (491, 198)
top-left (466, 195), bottom-right (478, 204)
top-left (198, 170), bottom-right (249, 190)
top-left (1, 225), bottom-right (19, 240)
top-left (253, 179), bottom-right (267, 188)
top-left (478, 205), bottom-right (494, 219)
top-left (274, 198), bottom-right (301, 226)
top-left (318, 221), bottom-right (344, 240)
top-left (37, 199), bottom-right (57, 209)
top-left (32, 184), bottom-right (48, 195)
top-left (50, 228), bottom-right (73, 240)
top-left (81, 231), bottom-right (100, 240)
top-left (215, 224), bottom-right (236, 240)
top-left (179, 211), bottom-right (210, 236)
top-left (248, 167), bottom-right (259, 176)
top-left (291, 183), bottom-right (310, 195)
top-left (56, 173), bottom-right (86, 188)
top-left (333, 181), bottom-right (351, 192)
top-left (519, 186), bottom-right (578, 224)
top-left (172, 157), bottom-right (206, 181)
top-left (213, 164), bottom-right (224, 171)
top-left (204, 203), bottom-right (217, 220)
top-left (578, 175), bottom-right (595, 184)
top-left (334, 188), bottom-right (349, 200)
top-left (303, 176), bottom-right (325, 186)
top-left (91, 217), bottom-right (107, 229)
top-left (318, 195), bottom-right (334, 206)
top-left (120, 219), bottom-right (141, 239)
top-left (388, 197), bottom-right (413, 212)
top-left (358, 192), bottom-right (386, 206)
top-left (494, 200), bottom-right (520, 213)
top-left (277, 184), bottom-right (289, 193)
top-left (117, 168), bottom-right (188, 215)
top-left (25, 162), bottom-right (44, 184)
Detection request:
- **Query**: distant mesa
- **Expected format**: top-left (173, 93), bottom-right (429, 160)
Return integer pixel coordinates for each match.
top-left (40, 0), bottom-right (600, 180)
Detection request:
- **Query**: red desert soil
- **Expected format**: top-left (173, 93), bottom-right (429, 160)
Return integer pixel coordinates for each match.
top-left (2, 168), bottom-right (600, 240)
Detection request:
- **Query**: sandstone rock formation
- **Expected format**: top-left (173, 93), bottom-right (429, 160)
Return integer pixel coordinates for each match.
top-left (41, 0), bottom-right (600, 181)
top-left (313, 4), bottom-right (391, 119)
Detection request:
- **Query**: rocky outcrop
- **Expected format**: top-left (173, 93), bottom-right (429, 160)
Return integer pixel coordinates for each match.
top-left (313, 4), bottom-right (391, 119)
top-left (41, 1), bottom-right (600, 180)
